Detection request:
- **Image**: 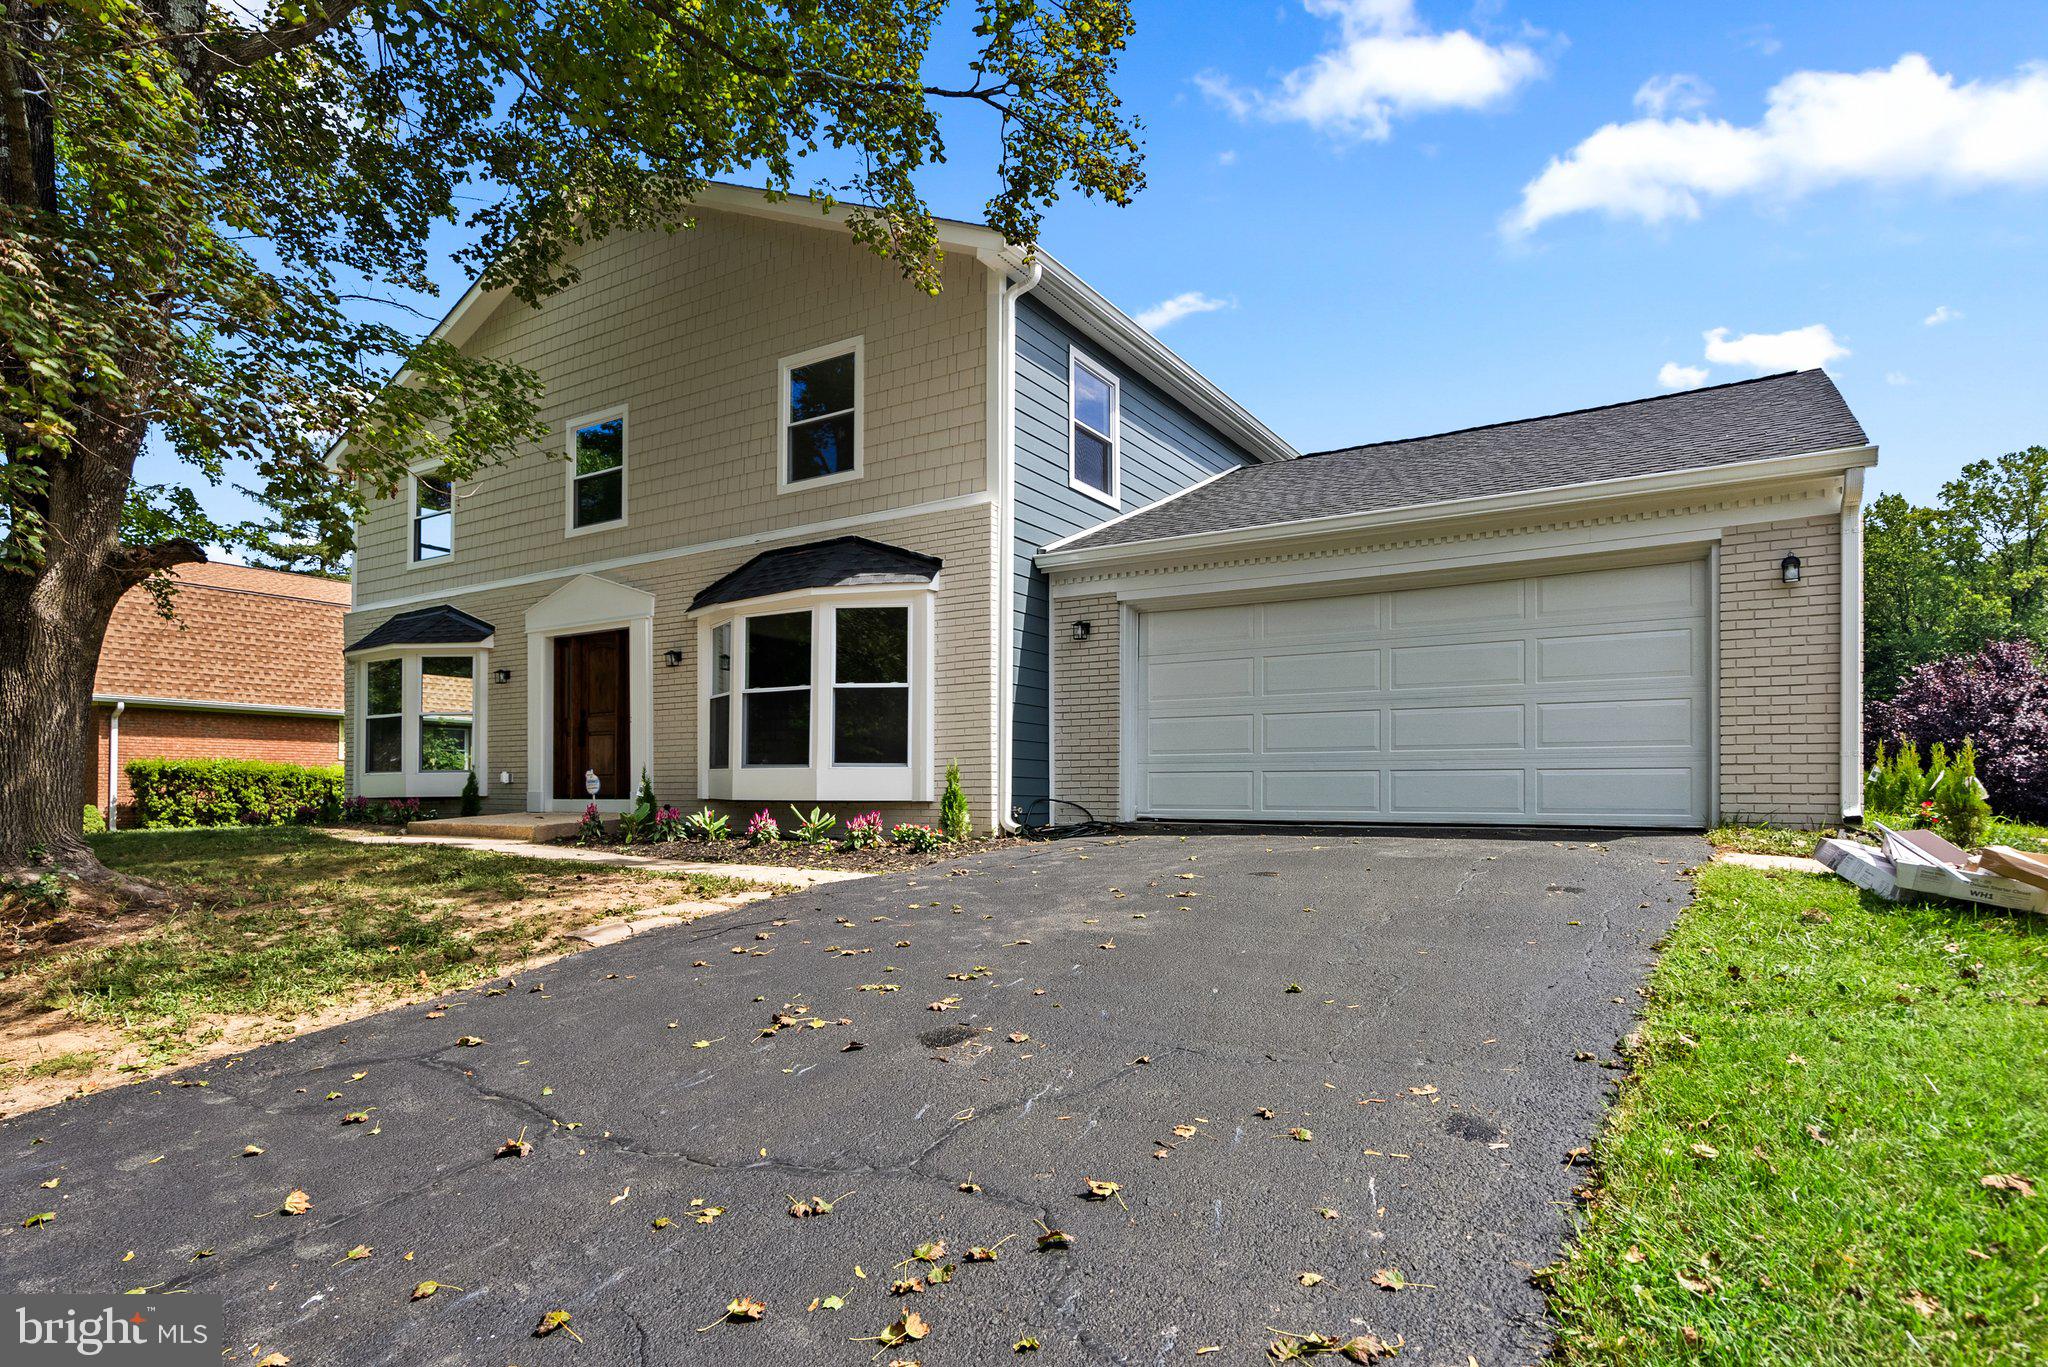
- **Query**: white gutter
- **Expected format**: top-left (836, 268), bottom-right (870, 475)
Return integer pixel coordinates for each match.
top-left (1840, 465), bottom-right (1866, 820)
top-left (1038, 443), bottom-right (1881, 571)
top-left (93, 693), bottom-right (345, 719)
top-left (993, 257), bottom-right (1044, 832)
top-left (105, 701), bottom-right (124, 831)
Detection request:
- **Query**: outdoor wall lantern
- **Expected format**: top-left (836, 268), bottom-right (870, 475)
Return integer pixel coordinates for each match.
top-left (491, 667), bottom-right (513, 684)
top-left (1780, 553), bottom-right (1802, 585)
top-left (1071, 620), bottom-right (1092, 641)
top-left (664, 648), bottom-right (684, 667)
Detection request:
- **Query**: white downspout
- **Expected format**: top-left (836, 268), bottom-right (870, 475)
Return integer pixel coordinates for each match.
top-left (1840, 465), bottom-right (1866, 820)
top-left (106, 700), bottom-right (125, 831)
top-left (995, 257), bottom-right (1044, 833)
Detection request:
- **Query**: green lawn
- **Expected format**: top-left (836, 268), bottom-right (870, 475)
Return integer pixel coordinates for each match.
top-left (1549, 862), bottom-right (2048, 1362)
top-left (3, 828), bottom-right (755, 1089)
top-left (1711, 812), bottom-right (2048, 859)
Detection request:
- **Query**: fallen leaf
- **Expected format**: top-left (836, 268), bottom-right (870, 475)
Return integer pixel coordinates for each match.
top-left (1904, 1289), bottom-right (1943, 1319)
top-left (1082, 1178), bottom-right (1122, 1200)
top-left (454, 1036), bottom-right (485, 1047)
top-left (38, 1177), bottom-right (58, 1189)
top-left (1298, 1271), bottom-right (1325, 1286)
top-left (255, 1354), bottom-right (289, 1366)
top-left (242, 1145), bottom-right (264, 1157)
top-left (1370, 1268), bottom-right (1407, 1291)
top-left (1016, 1336), bottom-right (1041, 1352)
top-left (1690, 1142), bottom-right (1719, 1160)
top-left (1675, 1267), bottom-right (1718, 1296)
top-left (1289, 1127), bottom-right (1314, 1142)
top-left (411, 1280), bottom-right (460, 1300)
top-left (22, 1212), bottom-right (55, 1228)
top-left (280, 1189), bottom-right (312, 1216)
top-left (534, 1309), bottom-right (581, 1341)
top-left (1981, 1173), bottom-right (2035, 1198)
top-left (497, 1129), bottom-right (533, 1158)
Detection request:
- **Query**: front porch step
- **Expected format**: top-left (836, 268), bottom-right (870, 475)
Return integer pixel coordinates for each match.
top-left (405, 811), bottom-right (602, 843)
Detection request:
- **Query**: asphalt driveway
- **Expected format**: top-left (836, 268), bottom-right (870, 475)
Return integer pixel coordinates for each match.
top-left (0, 830), bottom-right (1701, 1365)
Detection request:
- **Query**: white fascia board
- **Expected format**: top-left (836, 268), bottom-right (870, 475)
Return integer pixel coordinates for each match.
top-left (1026, 253), bottom-right (1297, 466)
top-left (94, 693), bottom-right (345, 719)
top-left (1036, 444), bottom-right (1879, 574)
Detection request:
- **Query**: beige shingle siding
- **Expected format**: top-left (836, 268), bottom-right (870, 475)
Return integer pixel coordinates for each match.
top-left (1050, 593), bottom-right (1121, 820)
top-left (1717, 513), bottom-right (1845, 827)
top-left (342, 501), bottom-right (1001, 829)
top-left (354, 208), bottom-right (988, 604)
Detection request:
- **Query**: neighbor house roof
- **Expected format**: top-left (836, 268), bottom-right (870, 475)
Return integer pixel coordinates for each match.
top-left (344, 604), bottom-right (496, 654)
top-left (94, 562), bottom-right (350, 713)
top-left (1046, 369), bottom-right (1869, 557)
top-left (690, 537), bottom-right (943, 611)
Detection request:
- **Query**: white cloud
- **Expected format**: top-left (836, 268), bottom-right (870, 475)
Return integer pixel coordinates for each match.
top-left (1886, 371), bottom-right (1913, 386)
top-left (1634, 73), bottom-right (1712, 117)
top-left (1657, 361), bottom-right (1710, 389)
top-left (1216, 148), bottom-right (1240, 166)
top-left (1923, 304), bottom-right (1962, 326)
top-left (1702, 323), bottom-right (1848, 372)
top-left (1508, 54), bottom-right (2048, 235)
top-left (1198, 0), bottom-right (1544, 141)
top-left (1133, 291), bottom-right (1235, 333)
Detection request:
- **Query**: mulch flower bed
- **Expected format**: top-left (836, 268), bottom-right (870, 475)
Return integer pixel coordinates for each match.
top-left (578, 835), bottom-right (1039, 873)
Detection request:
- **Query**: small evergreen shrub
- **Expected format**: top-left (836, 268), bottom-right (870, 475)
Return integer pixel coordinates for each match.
top-left (81, 805), bottom-right (106, 835)
top-left (841, 811), bottom-right (885, 850)
top-left (617, 769), bottom-right (661, 843)
top-left (939, 760), bottom-right (971, 842)
top-left (459, 770), bottom-right (482, 817)
top-left (1930, 737), bottom-right (1994, 848)
top-left (682, 806), bottom-right (730, 841)
top-left (746, 808), bottom-right (781, 845)
top-left (125, 759), bottom-right (344, 829)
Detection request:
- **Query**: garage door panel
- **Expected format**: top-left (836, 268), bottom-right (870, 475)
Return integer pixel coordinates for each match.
top-left (1536, 767), bottom-right (1697, 817)
top-left (1147, 714), bottom-right (1255, 756)
top-left (1390, 578), bottom-right (1525, 627)
top-left (1390, 640), bottom-right (1524, 690)
top-left (1148, 656), bottom-right (1254, 702)
top-left (1263, 648), bottom-right (1381, 695)
top-left (1537, 698), bottom-right (1695, 748)
top-left (1265, 710), bottom-right (1380, 752)
top-left (1261, 594), bottom-right (1381, 640)
top-left (1390, 704), bottom-right (1524, 751)
top-left (1535, 628), bottom-right (1694, 683)
top-left (1262, 770), bottom-right (1382, 813)
top-left (1134, 560), bottom-right (1708, 827)
top-left (1389, 768), bottom-right (1526, 814)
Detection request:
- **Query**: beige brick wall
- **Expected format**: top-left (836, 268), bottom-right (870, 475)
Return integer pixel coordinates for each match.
top-left (1050, 593), bottom-right (1121, 820)
top-left (343, 501), bottom-right (1001, 829)
top-left (353, 207), bottom-right (990, 603)
top-left (1717, 513), bottom-right (1845, 827)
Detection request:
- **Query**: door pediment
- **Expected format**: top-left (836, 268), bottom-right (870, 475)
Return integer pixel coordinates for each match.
top-left (527, 574), bottom-right (655, 632)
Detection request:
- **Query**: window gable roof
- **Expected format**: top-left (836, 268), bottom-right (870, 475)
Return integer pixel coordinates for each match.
top-left (689, 537), bottom-right (941, 612)
top-left (346, 604), bottom-right (496, 654)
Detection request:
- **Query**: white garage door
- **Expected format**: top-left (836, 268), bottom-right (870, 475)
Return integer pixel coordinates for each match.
top-left (1134, 559), bottom-right (1711, 827)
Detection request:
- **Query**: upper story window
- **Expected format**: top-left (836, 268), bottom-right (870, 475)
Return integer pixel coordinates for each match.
top-left (567, 412), bottom-right (627, 533)
top-left (1069, 349), bottom-right (1119, 506)
top-left (779, 338), bottom-right (862, 492)
top-left (410, 470), bottom-right (453, 563)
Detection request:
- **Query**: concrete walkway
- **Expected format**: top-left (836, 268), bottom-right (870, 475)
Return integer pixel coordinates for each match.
top-left (324, 828), bottom-right (869, 890)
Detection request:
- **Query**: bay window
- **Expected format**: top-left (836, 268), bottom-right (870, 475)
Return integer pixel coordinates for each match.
top-left (365, 659), bottom-right (403, 773)
top-left (697, 590), bottom-right (931, 802)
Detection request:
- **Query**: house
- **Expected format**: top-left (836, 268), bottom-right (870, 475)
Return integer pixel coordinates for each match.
top-left (340, 186), bottom-right (1874, 831)
top-left (86, 562), bottom-right (349, 825)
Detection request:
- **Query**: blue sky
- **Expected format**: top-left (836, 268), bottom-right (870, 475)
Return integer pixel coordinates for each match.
top-left (171, 0), bottom-right (2048, 542)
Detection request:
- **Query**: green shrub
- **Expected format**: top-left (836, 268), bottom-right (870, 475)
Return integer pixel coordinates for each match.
top-left (1931, 737), bottom-right (1994, 848)
top-left (125, 759), bottom-right (344, 829)
top-left (459, 769), bottom-right (482, 817)
top-left (939, 760), bottom-right (971, 842)
top-left (890, 822), bottom-right (943, 851)
top-left (81, 804), bottom-right (106, 835)
top-left (788, 805), bottom-right (837, 844)
top-left (618, 769), bottom-right (660, 843)
top-left (682, 806), bottom-right (729, 841)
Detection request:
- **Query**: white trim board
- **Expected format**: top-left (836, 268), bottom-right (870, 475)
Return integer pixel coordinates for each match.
top-left (94, 693), bottom-right (345, 719)
top-left (351, 491), bottom-right (994, 616)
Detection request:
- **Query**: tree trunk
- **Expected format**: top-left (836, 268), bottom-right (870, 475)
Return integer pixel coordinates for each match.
top-left (0, 413), bottom-right (201, 897)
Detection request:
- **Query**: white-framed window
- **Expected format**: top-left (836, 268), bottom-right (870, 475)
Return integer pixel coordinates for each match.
top-left (410, 468), bottom-right (453, 563)
top-left (707, 622), bottom-right (732, 771)
top-left (778, 337), bottom-right (863, 492)
top-left (353, 649), bottom-right (490, 799)
top-left (697, 588), bottom-right (932, 803)
top-left (565, 409), bottom-right (627, 534)
top-left (1069, 348), bottom-right (1119, 506)
top-left (364, 659), bottom-right (403, 773)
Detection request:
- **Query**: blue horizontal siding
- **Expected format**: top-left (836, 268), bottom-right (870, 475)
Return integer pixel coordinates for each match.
top-left (1010, 293), bottom-right (1255, 822)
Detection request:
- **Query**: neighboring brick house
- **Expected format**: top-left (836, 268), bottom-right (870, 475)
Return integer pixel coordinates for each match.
top-left (84, 562), bottom-right (349, 825)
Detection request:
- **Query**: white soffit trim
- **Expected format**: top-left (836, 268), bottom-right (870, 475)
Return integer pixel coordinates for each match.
top-left (1036, 444), bottom-right (1879, 572)
top-left (94, 693), bottom-right (345, 719)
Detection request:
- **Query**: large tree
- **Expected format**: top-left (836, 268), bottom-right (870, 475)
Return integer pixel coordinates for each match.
top-left (1, 0), bottom-right (1142, 886)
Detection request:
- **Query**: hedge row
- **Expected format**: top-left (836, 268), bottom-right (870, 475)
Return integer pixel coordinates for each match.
top-left (126, 758), bottom-right (345, 829)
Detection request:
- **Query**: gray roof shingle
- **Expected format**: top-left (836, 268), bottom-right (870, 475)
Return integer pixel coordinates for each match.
top-left (1052, 369), bottom-right (1866, 555)
top-left (344, 604), bottom-right (495, 654)
top-left (689, 536), bottom-right (942, 611)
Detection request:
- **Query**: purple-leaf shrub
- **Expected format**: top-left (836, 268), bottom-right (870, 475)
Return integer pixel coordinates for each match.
top-left (1865, 640), bottom-right (2048, 819)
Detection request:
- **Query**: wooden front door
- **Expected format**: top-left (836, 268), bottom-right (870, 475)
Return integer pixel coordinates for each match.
top-left (553, 629), bottom-right (631, 801)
